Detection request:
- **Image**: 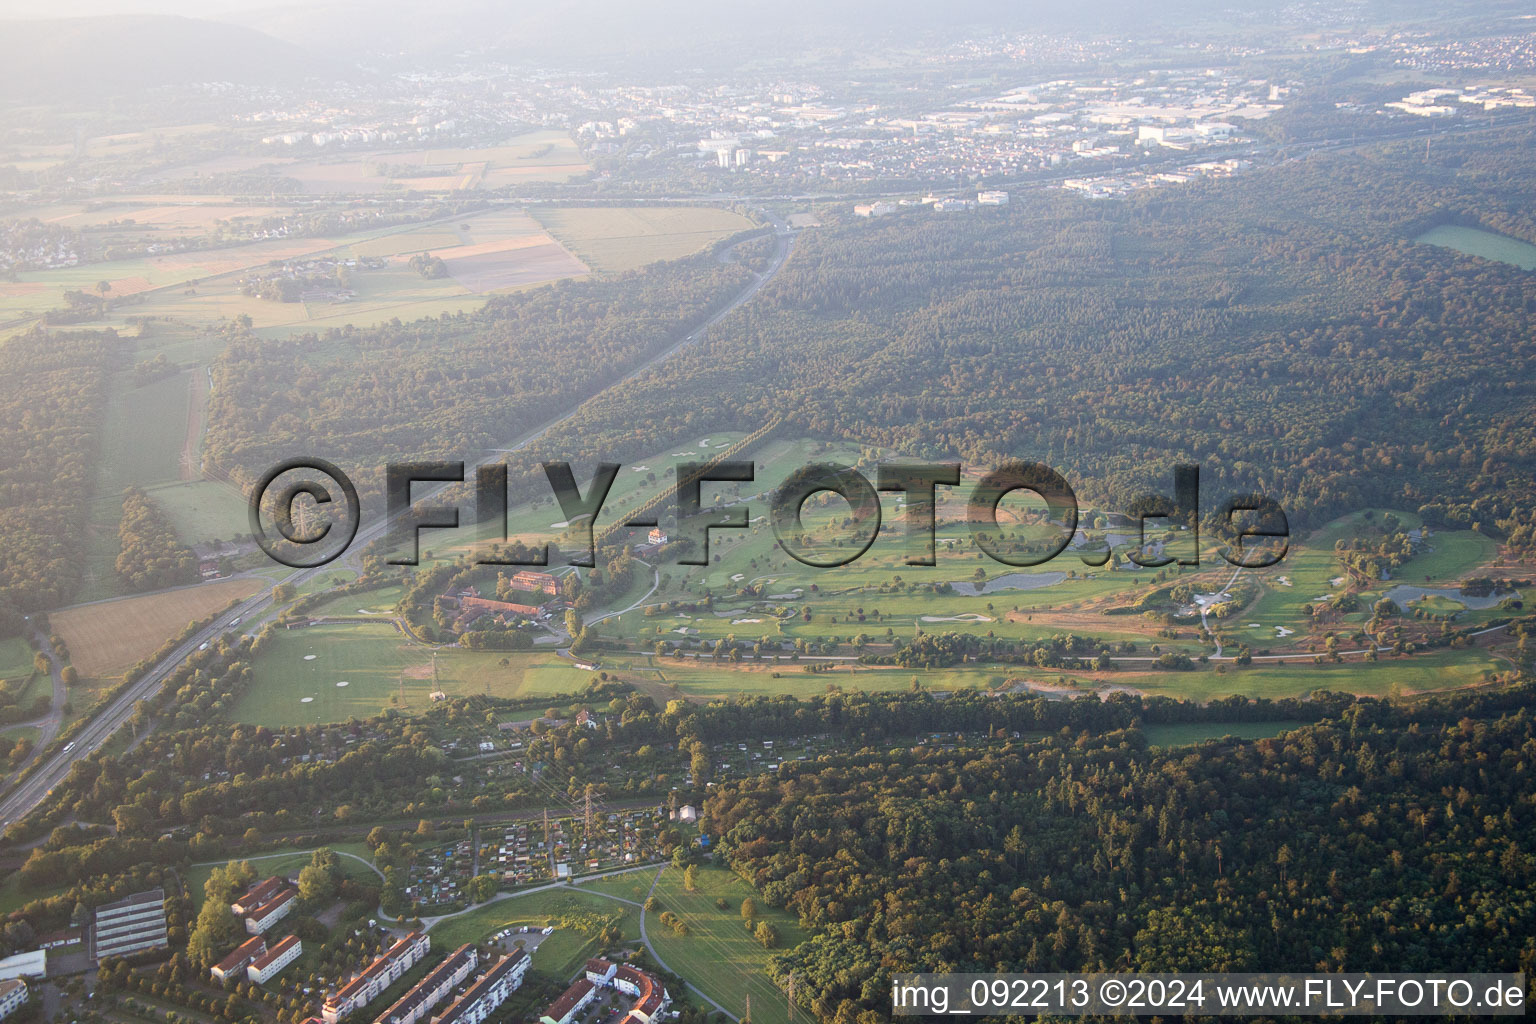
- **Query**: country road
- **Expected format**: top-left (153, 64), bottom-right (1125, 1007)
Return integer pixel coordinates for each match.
top-left (0, 218), bottom-right (796, 831)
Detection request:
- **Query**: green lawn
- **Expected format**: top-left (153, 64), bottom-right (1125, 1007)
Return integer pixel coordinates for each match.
top-left (0, 874), bottom-right (65, 915)
top-left (1395, 529), bottom-right (1497, 583)
top-left (0, 637), bottom-right (35, 682)
top-left (645, 864), bottom-right (806, 1024)
top-left (570, 867), bottom-right (656, 905)
top-left (186, 849), bottom-right (379, 909)
top-left (303, 585), bottom-right (406, 619)
top-left (427, 888), bottom-right (638, 978)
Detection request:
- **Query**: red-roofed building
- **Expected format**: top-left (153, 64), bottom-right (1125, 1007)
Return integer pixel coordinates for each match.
top-left (548, 959), bottom-right (669, 1024)
top-left (511, 571), bottom-right (562, 596)
top-left (231, 878), bottom-right (288, 917)
top-left (210, 936), bottom-right (266, 983)
top-left (244, 890), bottom-right (296, 935)
top-left (248, 935), bottom-right (302, 984)
top-left (540, 978), bottom-right (596, 1024)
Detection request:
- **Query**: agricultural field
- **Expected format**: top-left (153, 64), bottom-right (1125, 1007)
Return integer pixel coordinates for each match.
top-left (171, 129), bottom-right (591, 195)
top-left (418, 210), bottom-right (589, 292)
top-left (645, 863), bottom-right (807, 1024)
top-left (533, 206), bottom-right (758, 273)
top-left (51, 576), bottom-right (264, 678)
top-left (1, 201), bottom-right (754, 343)
top-left (230, 624), bottom-right (587, 727)
top-left (23, 197), bottom-right (297, 261)
top-left (0, 124), bottom-right (223, 176)
top-left (0, 235), bottom-right (348, 321)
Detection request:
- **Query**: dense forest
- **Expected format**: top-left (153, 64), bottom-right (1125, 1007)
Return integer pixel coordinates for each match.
top-left (519, 127), bottom-right (1536, 544)
top-left (0, 328), bottom-right (117, 633)
top-left (115, 487), bottom-right (198, 592)
top-left (704, 689), bottom-right (1536, 1023)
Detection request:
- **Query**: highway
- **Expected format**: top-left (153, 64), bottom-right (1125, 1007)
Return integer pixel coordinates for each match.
top-left (0, 219), bottom-right (795, 830)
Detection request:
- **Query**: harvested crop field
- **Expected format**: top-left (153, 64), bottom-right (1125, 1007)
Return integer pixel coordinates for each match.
top-left (52, 577), bottom-right (263, 678)
top-left (434, 237), bottom-right (588, 292)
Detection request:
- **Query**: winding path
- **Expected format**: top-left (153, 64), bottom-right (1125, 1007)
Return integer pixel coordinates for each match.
top-left (191, 846), bottom-right (386, 882)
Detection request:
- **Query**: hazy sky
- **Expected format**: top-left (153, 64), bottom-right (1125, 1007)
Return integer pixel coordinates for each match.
top-left (0, 0), bottom-right (262, 14)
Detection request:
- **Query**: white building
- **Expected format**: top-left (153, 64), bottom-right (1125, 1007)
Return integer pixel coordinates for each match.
top-left (0, 979), bottom-right (28, 1021)
top-left (247, 935), bottom-right (301, 985)
top-left (323, 932), bottom-right (430, 1023)
top-left (977, 190), bottom-right (1010, 206)
top-left (436, 951), bottom-right (529, 1024)
top-left (374, 944), bottom-right (478, 1024)
top-left (244, 890), bottom-right (296, 935)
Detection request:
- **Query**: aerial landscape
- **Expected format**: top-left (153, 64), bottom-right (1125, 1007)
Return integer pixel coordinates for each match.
top-left (0, 0), bottom-right (1533, 1020)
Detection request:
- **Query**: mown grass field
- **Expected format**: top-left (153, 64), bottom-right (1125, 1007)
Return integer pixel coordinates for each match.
top-left (51, 577), bottom-right (263, 678)
top-left (645, 864), bottom-right (807, 1024)
top-left (231, 624), bottom-right (586, 727)
top-left (571, 870), bottom-right (657, 905)
top-left (1229, 510), bottom-right (1497, 647)
top-left (149, 480), bottom-right (251, 546)
top-left (98, 370), bottom-right (191, 494)
top-left (533, 207), bottom-right (756, 273)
